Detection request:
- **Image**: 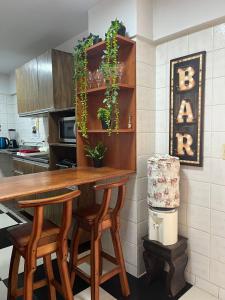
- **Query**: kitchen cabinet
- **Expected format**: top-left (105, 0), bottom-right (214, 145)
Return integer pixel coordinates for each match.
top-left (16, 49), bottom-right (73, 116)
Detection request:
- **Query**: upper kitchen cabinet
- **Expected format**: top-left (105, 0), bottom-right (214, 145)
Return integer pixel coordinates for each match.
top-left (16, 49), bottom-right (73, 116)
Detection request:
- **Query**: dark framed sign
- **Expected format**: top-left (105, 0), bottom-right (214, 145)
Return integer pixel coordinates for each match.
top-left (169, 51), bottom-right (206, 167)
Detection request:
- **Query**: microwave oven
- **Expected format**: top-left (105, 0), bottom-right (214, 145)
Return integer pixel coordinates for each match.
top-left (59, 116), bottom-right (76, 143)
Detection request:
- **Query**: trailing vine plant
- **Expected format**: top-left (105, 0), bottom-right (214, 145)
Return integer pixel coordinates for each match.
top-left (73, 35), bottom-right (94, 138)
top-left (100, 19), bottom-right (121, 134)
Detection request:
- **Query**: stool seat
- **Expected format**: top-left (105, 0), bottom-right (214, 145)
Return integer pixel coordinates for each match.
top-left (8, 220), bottom-right (60, 254)
top-left (74, 204), bottom-right (113, 224)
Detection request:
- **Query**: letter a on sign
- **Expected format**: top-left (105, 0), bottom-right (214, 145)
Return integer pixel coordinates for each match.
top-left (177, 66), bottom-right (195, 91)
top-left (177, 100), bottom-right (194, 123)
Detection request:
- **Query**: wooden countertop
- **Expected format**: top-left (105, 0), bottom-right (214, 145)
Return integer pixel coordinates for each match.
top-left (0, 167), bottom-right (134, 202)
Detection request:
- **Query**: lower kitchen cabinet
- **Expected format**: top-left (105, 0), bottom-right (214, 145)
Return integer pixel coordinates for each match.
top-left (12, 157), bottom-right (65, 226)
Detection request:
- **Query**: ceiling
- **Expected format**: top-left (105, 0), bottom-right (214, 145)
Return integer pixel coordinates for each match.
top-left (0, 0), bottom-right (100, 74)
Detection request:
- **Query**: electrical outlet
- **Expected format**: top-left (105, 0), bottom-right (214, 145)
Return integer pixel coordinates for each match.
top-left (222, 144), bottom-right (225, 160)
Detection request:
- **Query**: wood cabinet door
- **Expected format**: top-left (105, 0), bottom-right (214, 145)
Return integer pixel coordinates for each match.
top-left (52, 50), bottom-right (73, 109)
top-left (37, 50), bottom-right (54, 111)
top-left (16, 59), bottom-right (39, 114)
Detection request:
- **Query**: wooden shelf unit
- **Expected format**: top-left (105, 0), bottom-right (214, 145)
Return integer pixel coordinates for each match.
top-left (77, 35), bottom-right (136, 171)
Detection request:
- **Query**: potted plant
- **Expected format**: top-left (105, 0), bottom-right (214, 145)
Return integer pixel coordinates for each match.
top-left (97, 107), bottom-right (111, 129)
top-left (86, 33), bottom-right (102, 44)
top-left (84, 142), bottom-right (107, 168)
top-left (110, 19), bottom-right (126, 36)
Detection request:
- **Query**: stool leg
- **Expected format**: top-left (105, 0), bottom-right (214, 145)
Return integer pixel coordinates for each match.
top-left (57, 251), bottom-right (73, 300)
top-left (91, 229), bottom-right (100, 300)
top-left (111, 228), bottom-right (130, 297)
top-left (70, 226), bottom-right (82, 287)
top-left (7, 247), bottom-right (20, 300)
top-left (99, 239), bottom-right (103, 276)
top-left (24, 262), bottom-right (35, 300)
top-left (44, 254), bottom-right (56, 300)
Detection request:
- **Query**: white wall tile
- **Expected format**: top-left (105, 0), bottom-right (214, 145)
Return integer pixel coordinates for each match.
top-left (219, 288), bottom-right (225, 300)
top-left (155, 110), bottom-right (169, 133)
top-left (137, 62), bottom-right (154, 88)
top-left (205, 79), bottom-right (213, 106)
top-left (213, 77), bottom-right (225, 105)
top-left (167, 36), bottom-right (189, 61)
top-left (211, 210), bottom-right (225, 238)
top-left (155, 132), bottom-right (169, 154)
top-left (211, 132), bottom-right (224, 158)
top-left (156, 42), bottom-right (168, 66)
top-left (187, 227), bottom-right (210, 257)
top-left (211, 235), bottom-right (225, 264)
top-left (137, 110), bottom-right (155, 133)
top-left (156, 64), bottom-right (166, 88)
top-left (121, 199), bottom-right (137, 223)
top-left (213, 48), bottom-right (225, 78)
top-left (187, 251), bottom-right (210, 280)
top-left (206, 51), bottom-right (213, 79)
top-left (189, 28), bottom-right (213, 53)
top-left (181, 158), bottom-right (212, 183)
top-left (180, 179), bottom-right (210, 208)
top-left (210, 260), bottom-right (225, 287)
top-left (187, 205), bottom-right (210, 232)
top-left (120, 220), bottom-right (137, 245)
top-left (211, 159), bottom-right (225, 185)
top-left (136, 155), bottom-right (148, 178)
top-left (137, 199), bottom-right (148, 223)
top-left (214, 23), bottom-right (225, 50)
top-left (137, 86), bottom-right (155, 110)
top-left (137, 132), bottom-right (155, 156)
top-left (196, 277), bottom-right (219, 298)
top-left (211, 184), bottom-right (225, 212)
top-left (136, 38), bottom-right (155, 66)
top-left (155, 87), bottom-right (169, 110)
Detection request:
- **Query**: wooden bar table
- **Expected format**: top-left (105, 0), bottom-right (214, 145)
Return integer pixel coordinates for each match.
top-left (0, 167), bottom-right (134, 202)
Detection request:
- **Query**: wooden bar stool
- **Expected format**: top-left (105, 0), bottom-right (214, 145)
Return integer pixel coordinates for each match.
top-left (70, 178), bottom-right (130, 300)
top-left (7, 189), bottom-right (81, 300)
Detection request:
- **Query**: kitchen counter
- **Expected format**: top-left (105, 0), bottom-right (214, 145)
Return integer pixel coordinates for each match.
top-left (0, 167), bottom-right (134, 202)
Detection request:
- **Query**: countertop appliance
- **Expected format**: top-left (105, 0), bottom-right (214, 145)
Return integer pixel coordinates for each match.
top-left (0, 137), bottom-right (9, 149)
top-left (8, 129), bottom-right (18, 149)
top-left (59, 116), bottom-right (76, 143)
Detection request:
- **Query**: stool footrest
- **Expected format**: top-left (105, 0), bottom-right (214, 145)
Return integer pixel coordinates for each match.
top-left (100, 267), bottom-right (121, 284)
top-left (15, 279), bottom-right (48, 297)
top-left (101, 251), bottom-right (118, 265)
top-left (73, 266), bottom-right (91, 284)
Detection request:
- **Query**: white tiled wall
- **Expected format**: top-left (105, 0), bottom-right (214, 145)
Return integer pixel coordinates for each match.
top-left (0, 94), bottom-right (48, 145)
top-left (155, 22), bottom-right (225, 297)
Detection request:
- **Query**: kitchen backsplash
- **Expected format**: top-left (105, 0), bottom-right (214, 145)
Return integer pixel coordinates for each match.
top-left (0, 94), bottom-right (48, 146)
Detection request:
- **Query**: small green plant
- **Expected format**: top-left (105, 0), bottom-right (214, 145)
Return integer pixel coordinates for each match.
top-left (85, 142), bottom-right (107, 167)
top-left (97, 107), bottom-right (111, 129)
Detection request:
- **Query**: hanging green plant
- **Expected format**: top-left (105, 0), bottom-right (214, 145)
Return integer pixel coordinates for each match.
top-left (100, 19), bottom-right (122, 135)
top-left (73, 35), bottom-right (94, 138)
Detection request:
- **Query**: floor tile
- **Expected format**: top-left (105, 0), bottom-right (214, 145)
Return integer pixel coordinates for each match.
top-left (75, 287), bottom-right (116, 300)
top-left (0, 281), bottom-right (7, 300)
top-left (0, 214), bottom-right (18, 229)
top-left (179, 287), bottom-right (217, 300)
top-left (0, 246), bottom-right (24, 280)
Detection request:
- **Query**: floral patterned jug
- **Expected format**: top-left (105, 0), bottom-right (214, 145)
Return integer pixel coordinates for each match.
top-left (147, 154), bottom-right (180, 209)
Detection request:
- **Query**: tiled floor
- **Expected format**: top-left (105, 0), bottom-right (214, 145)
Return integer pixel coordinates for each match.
top-left (0, 203), bottom-right (193, 299)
